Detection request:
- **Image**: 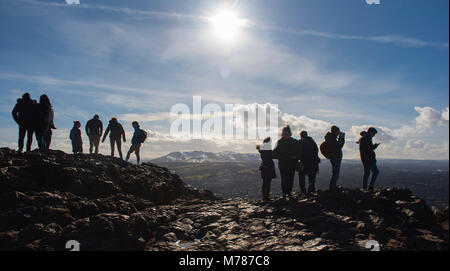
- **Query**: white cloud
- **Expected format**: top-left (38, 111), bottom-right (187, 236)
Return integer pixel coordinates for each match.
top-left (414, 106), bottom-right (449, 128)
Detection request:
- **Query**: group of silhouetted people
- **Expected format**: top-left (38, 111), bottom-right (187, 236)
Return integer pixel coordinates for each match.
top-left (12, 93), bottom-right (56, 153)
top-left (12, 93), bottom-right (147, 165)
top-left (257, 125), bottom-right (380, 202)
top-left (70, 116), bottom-right (147, 165)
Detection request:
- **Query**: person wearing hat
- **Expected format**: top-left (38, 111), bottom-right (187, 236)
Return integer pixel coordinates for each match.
top-left (257, 137), bottom-right (277, 202)
top-left (70, 121), bottom-right (83, 154)
top-left (85, 114), bottom-right (103, 154)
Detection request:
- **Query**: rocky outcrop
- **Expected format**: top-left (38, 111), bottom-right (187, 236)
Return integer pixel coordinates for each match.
top-left (0, 147), bottom-right (448, 251)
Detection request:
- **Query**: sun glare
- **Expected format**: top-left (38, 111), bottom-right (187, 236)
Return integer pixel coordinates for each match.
top-left (210, 9), bottom-right (247, 42)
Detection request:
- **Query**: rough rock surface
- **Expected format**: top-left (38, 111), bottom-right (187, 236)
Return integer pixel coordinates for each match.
top-left (0, 148), bottom-right (448, 251)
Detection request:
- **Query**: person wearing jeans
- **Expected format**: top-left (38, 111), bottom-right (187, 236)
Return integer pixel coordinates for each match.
top-left (324, 126), bottom-right (345, 190)
top-left (329, 158), bottom-right (342, 190)
top-left (358, 127), bottom-right (380, 191)
top-left (126, 121), bottom-right (143, 165)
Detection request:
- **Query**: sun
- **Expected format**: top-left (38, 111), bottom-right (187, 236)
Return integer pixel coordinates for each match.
top-left (209, 9), bottom-right (247, 42)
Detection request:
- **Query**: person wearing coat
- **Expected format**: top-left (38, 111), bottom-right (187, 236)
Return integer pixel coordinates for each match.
top-left (273, 125), bottom-right (301, 202)
top-left (298, 131), bottom-right (320, 195)
top-left (70, 121), bottom-right (83, 154)
top-left (358, 127), bottom-right (380, 191)
top-left (324, 126), bottom-right (345, 190)
top-left (257, 137), bottom-right (277, 202)
top-left (85, 115), bottom-right (103, 154)
top-left (102, 117), bottom-right (126, 159)
top-left (35, 94), bottom-right (56, 153)
top-left (11, 93), bottom-right (38, 153)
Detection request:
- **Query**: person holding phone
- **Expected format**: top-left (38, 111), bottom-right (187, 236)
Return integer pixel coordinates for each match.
top-left (324, 126), bottom-right (345, 191)
top-left (358, 127), bottom-right (380, 191)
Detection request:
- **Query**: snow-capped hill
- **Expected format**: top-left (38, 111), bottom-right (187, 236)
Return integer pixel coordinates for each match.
top-left (151, 151), bottom-right (260, 163)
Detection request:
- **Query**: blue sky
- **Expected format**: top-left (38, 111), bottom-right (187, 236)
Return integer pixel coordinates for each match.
top-left (0, 0), bottom-right (448, 159)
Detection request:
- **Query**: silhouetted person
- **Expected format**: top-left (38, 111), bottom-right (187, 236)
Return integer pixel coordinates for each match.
top-left (324, 126), bottom-right (345, 190)
top-left (126, 121), bottom-right (144, 165)
top-left (102, 117), bottom-right (126, 159)
top-left (12, 93), bottom-right (37, 152)
top-left (257, 137), bottom-right (277, 202)
top-left (70, 121), bottom-right (83, 154)
top-left (358, 127), bottom-right (380, 191)
top-left (35, 95), bottom-right (55, 153)
top-left (298, 131), bottom-right (320, 195)
top-left (273, 125), bottom-right (300, 202)
top-left (86, 114), bottom-right (103, 154)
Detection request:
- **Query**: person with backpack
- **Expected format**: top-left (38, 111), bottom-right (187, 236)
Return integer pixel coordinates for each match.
top-left (126, 121), bottom-right (147, 165)
top-left (102, 117), bottom-right (126, 159)
top-left (12, 93), bottom-right (38, 153)
top-left (35, 94), bottom-right (56, 153)
top-left (257, 137), bottom-right (277, 202)
top-left (85, 114), bottom-right (103, 154)
top-left (70, 121), bottom-right (83, 154)
top-left (321, 126), bottom-right (345, 191)
top-left (297, 131), bottom-right (320, 195)
top-left (273, 125), bottom-right (301, 202)
top-left (358, 127), bottom-right (380, 191)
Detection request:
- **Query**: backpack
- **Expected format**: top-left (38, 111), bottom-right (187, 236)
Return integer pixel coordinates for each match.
top-left (320, 141), bottom-right (331, 159)
top-left (138, 129), bottom-right (148, 143)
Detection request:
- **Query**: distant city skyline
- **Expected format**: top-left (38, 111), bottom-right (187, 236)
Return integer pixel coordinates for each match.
top-left (0, 0), bottom-right (448, 159)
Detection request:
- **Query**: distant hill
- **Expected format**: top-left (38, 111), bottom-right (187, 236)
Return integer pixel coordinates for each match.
top-left (151, 151), bottom-right (260, 163)
top-left (154, 156), bottom-right (449, 209)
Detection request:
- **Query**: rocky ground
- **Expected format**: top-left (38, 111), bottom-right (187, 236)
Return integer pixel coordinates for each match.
top-left (0, 148), bottom-right (448, 251)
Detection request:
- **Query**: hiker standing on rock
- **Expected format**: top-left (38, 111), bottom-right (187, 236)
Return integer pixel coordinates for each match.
top-left (321, 126), bottom-right (345, 191)
top-left (297, 131), bottom-right (320, 195)
top-left (358, 127), bottom-right (380, 191)
top-left (70, 121), bottom-right (83, 154)
top-left (85, 114), bottom-right (103, 154)
top-left (257, 137), bottom-right (277, 202)
top-left (102, 117), bottom-right (126, 159)
top-left (273, 125), bottom-right (300, 202)
top-left (126, 121), bottom-right (147, 165)
top-left (35, 94), bottom-right (56, 153)
top-left (12, 93), bottom-right (38, 153)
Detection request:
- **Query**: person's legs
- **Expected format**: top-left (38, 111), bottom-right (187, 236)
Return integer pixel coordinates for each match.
top-left (307, 170), bottom-right (317, 194)
top-left (94, 135), bottom-right (100, 154)
top-left (44, 129), bottom-right (52, 151)
top-left (18, 125), bottom-right (26, 152)
top-left (110, 138), bottom-right (115, 157)
top-left (279, 166), bottom-right (288, 198)
top-left (369, 163), bottom-right (379, 189)
top-left (135, 144), bottom-right (141, 165)
top-left (117, 139), bottom-right (123, 159)
top-left (299, 170), bottom-right (307, 194)
top-left (262, 177), bottom-right (272, 201)
top-left (286, 168), bottom-right (295, 200)
top-left (89, 135), bottom-right (94, 154)
top-left (126, 144), bottom-right (136, 161)
top-left (362, 164), bottom-right (371, 190)
top-left (26, 126), bottom-right (34, 152)
top-left (329, 159), bottom-right (342, 190)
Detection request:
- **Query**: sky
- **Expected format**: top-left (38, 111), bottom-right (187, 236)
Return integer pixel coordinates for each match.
top-left (0, 0), bottom-right (448, 160)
